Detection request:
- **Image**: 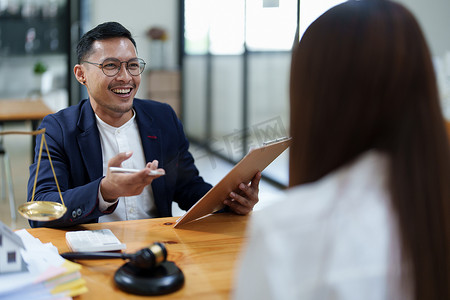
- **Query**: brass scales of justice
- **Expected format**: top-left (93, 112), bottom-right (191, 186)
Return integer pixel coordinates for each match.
top-left (0, 129), bottom-right (67, 221)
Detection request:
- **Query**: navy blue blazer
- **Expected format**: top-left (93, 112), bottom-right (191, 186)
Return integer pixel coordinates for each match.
top-left (27, 98), bottom-right (212, 228)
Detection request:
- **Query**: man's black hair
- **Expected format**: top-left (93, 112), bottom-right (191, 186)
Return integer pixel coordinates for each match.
top-left (76, 22), bottom-right (137, 63)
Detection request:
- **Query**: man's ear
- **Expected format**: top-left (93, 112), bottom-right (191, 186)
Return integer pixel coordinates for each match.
top-left (74, 64), bottom-right (86, 85)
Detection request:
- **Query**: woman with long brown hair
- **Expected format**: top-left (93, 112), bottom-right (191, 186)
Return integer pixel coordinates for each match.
top-left (234, 1), bottom-right (450, 299)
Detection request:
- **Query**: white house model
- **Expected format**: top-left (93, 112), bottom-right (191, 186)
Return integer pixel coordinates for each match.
top-left (0, 221), bottom-right (26, 273)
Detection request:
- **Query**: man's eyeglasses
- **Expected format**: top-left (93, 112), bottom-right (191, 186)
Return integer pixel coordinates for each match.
top-left (81, 58), bottom-right (146, 77)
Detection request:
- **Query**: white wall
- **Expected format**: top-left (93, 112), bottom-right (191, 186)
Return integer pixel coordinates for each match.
top-left (88, 0), bottom-right (179, 99)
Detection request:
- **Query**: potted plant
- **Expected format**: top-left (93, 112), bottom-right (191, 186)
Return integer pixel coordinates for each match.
top-left (32, 61), bottom-right (47, 96)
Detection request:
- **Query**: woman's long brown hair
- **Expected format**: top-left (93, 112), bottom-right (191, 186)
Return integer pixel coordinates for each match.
top-left (289, 1), bottom-right (450, 299)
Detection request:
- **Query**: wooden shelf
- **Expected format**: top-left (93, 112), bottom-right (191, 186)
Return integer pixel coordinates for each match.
top-left (147, 70), bottom-right (181, 117)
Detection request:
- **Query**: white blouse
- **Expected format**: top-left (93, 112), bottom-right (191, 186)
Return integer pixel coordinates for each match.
top-left (233, 151), bottom-right (408, 300)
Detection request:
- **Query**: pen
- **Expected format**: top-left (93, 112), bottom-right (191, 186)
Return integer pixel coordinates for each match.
top-left (109, 167), bottom-right (165, 175)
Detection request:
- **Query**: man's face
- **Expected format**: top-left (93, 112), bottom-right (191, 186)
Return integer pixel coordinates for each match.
top-left (79, 37), bottom-right (141, 123)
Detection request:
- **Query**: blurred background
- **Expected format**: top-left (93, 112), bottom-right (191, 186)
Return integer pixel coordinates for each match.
top-left (1, 0), bottom-right (450, 228)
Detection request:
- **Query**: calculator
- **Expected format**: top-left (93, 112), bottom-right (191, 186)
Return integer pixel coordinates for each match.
top-left (65, 229), bottom-right (127, 252)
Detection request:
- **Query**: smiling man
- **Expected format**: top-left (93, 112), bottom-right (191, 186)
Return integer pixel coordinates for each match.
top-left (27, 22), bottom-right (261, 228)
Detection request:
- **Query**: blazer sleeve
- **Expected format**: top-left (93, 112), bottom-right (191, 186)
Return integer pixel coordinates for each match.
top-left (27, 115), bottom-right (106, 228)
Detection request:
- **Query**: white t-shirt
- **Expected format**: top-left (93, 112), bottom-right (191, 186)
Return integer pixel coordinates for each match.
top-left (233, 151), bottom-right (409, 300)
top-left (95, 111), bottom-right (158, 222)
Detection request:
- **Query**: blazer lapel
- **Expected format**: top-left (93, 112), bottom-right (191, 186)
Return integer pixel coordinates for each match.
top-left (134, 105), bottom-right (162, 165)
top-left (76, 100), bottom-right (103, 181)
top-left (134, 104), bottom-right (165, 205)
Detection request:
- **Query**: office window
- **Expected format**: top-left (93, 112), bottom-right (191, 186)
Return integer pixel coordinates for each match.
top-left (245, 0), bottom-right (297, 51)
top-left (184, 0), bottom-right (244, 55)
top-left (183, 0), bottom-right (297, 187)
top-left (299, 0), bottom-right (346, 39)
top-left (185, 0), bottom-right (298, 55)
top-left (184, 0), bottom-right (209, 54)
top-left (209, 0), bottom-right (245, 55)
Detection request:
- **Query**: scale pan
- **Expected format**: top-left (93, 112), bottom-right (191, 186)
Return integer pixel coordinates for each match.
top-left (18, 201), bottom-right (67, 221)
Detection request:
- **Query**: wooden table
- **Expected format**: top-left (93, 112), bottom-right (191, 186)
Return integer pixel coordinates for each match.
top-left (26, 213), bottom-right (250, 300)
top-left (0, 98), bottom-right (54, 122)
top-left (0, 98), bottom-right (54, 158)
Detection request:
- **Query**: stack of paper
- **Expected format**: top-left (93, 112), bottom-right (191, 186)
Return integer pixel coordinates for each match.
top-left (0, 229), bottom-right (87, 300)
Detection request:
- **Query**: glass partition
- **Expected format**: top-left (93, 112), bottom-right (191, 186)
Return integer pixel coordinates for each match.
top-left (183, 0), bottom-right (297, 187)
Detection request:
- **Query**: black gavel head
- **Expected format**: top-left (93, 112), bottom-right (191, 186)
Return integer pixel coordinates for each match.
top-left (127, 242), bottom-right (168, 269)
top-left (114, 241), bottom-right (184, 295)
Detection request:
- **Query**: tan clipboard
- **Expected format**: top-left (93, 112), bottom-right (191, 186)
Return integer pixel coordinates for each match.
top-left (173, 137), bottom-right (292, 228)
